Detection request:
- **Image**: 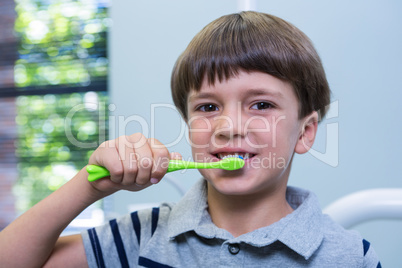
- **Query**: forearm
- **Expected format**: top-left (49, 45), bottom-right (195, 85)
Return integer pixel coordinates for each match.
top-left (0, 134), bottom-right (173, 267)
top-left (0, 167), bottom-right (109, 268)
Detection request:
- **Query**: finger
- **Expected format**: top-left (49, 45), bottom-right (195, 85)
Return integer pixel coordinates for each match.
top-left (132, 135), bottom-right (153, 185)
top-left (107, 136), bottom-right (136, 184)
top-left (115, 135), bottom-right (138, 185)
top-left (90, 139), bottom-right (124, 183)
top-left (148, 138), bottom-right (170, 183)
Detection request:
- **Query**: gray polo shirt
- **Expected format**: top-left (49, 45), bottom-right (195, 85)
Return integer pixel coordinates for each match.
top-left (81, 179), bottom-right (381, 267)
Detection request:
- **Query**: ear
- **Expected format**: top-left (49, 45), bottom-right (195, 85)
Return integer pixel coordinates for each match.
top-left (295, 111), bottom-right (318, 154)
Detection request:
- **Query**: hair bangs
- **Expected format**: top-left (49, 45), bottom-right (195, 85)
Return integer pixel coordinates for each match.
top-left (171, 11), bottom-right (330, 120)
top-left (185, 13), bottom-right (286, 90)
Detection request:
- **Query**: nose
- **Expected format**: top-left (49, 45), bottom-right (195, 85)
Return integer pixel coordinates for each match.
top-left (213, 106), bottom-right (247, 140)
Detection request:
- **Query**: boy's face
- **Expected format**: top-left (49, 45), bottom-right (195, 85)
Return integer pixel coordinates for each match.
top-left (187, 70), bottom-right (314, 196)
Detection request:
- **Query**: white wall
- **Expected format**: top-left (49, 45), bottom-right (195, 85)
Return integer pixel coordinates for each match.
top-left (109, 1), bottom-right (402, 266)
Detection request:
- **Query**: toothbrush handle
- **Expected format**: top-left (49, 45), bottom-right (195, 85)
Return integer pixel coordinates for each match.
top-left (166, 160), bottom-right (201, 173)
top-left (167, 160), bottom-right (220, 172)
top-left (87, 165), bottom-right (110, 182)
top-left (87, 160), bottom-right (209, 182)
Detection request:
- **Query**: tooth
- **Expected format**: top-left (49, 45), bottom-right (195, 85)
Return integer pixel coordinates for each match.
top-left (217, 153), bottom-right (253, 160)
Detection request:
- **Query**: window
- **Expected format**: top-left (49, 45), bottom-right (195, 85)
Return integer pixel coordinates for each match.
top-left (0, 0), bottom-right (110, 232)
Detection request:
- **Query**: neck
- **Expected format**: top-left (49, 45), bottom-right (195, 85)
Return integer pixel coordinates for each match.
top-left (207, 183), bottom-right (293, 238)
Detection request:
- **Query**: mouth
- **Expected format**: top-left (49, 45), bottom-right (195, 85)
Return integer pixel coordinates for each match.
top-left (215, 152), bottom-right (255, 160)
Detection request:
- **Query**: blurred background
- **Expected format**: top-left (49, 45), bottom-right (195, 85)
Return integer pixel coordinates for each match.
top-left (0, 0), bottom-right (401, 266)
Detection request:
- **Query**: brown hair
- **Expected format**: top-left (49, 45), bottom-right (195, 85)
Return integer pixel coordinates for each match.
top-left (171, 11), bottom-right (330, 120)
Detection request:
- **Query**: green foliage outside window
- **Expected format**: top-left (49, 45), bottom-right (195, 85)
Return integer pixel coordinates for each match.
top-left (14, 93), bottom-right (108, 211)
top-left (14, 0), bottom-right (109, 87)
top-left (13, 0), bottom-right (109, 213)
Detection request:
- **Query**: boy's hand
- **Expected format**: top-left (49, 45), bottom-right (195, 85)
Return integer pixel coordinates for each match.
top-left (87, 133), bottom-right (178, 194)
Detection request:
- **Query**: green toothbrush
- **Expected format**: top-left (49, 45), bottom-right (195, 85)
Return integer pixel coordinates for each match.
top-left (86, 157), bottom-right (245, 182)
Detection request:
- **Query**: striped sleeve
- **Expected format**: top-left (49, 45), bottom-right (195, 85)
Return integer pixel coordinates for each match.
top-left (362, 239), bottom-right (381, 268)
top-left (80, 205), bottom-right (168, 268)
top-left (81, 211), bottom-right (143, 268)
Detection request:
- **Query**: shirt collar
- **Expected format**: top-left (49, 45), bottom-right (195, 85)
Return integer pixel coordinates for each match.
top-left (167, 178), bottom-right (211, 238)
top-left (167, 178), bottom-right (233, 240)
top-left (167, 179), bottom-right (324, 260)
top-left (278, 186), bottom-right (324, 259)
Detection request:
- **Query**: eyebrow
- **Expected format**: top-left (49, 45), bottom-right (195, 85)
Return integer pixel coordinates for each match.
top-left (245, 88), bottom-right (284, 99)
top-left (188, 88), bottom-right (284, 102)
top-left (188, 92), bottom-right (216, 102)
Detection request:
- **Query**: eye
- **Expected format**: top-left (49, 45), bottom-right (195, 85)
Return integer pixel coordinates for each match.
top-left (251, 102), bottom-right (273, 110)
top-left (196, 104), bottom-right (219, 112)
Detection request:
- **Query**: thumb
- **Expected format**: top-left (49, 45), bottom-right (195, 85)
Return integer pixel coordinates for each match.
top-left (170, 152), bottom-right (183, 160)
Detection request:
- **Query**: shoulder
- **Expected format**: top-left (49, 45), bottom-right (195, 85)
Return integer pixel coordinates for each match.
top-left (80, 203), bottom-right (175, 268)
top-left (134, 203), bottom-right (174, 224)
top-left (126, 202), bottom-right (175, 243)
top-left (286, 186), bottom-right (381, 267)
top-left (319, 215), bottom-right (381, 267)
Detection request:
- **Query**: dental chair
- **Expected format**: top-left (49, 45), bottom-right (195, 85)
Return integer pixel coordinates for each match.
top-left (323, 188), bottom-right (402, 228)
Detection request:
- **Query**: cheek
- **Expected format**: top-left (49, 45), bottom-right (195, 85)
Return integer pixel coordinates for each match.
top-left (247, 115), bottom-right (300, 151)
top-left (272, 120), bottom-right (302, 154)
top-left (245, 116), bottom-right (283, 148)
top-left (188, 117), bottom-right (212, 150)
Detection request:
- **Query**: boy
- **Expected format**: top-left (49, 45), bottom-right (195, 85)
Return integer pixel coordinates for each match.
top-left (0, 11), bottom-right (380, 267)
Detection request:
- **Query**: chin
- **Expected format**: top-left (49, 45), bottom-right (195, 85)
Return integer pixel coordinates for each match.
top-left (211, 180), bottom-right (264, 196)
top-left (203, 169), bottom-right (266, 196)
